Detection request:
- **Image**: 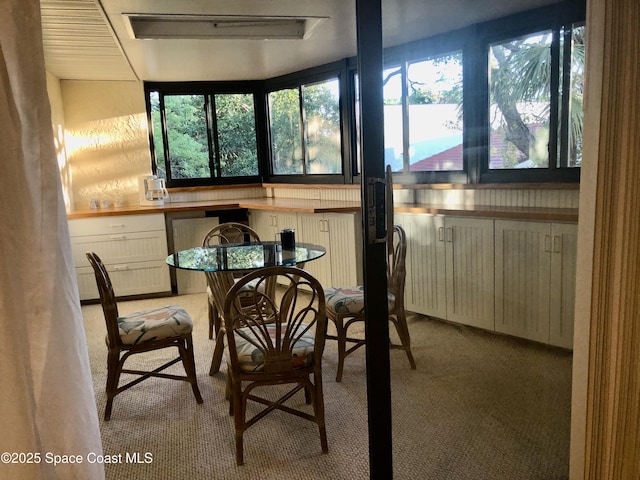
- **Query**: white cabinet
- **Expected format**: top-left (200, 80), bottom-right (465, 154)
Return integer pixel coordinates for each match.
top-left (250, 210), bottom-right (362, 289)
top-left (494, 220), bottom-right (577, 348)
top-left (548, 223), bottom-right (578, 348)
top-left (172, 217), bottom-right (219, 294)
top-left (296, 212), bottom-right (363, 289)
top-left (396, 213), bottom-right (447, 319)
top-left (444, 216), bottom-right (495, 330)
top-left (396, 213), bottom-right (494, 330)
top-left (250, 210), bottom-right (299, 241)
top-left (68, 214), bottom-right (171, 300)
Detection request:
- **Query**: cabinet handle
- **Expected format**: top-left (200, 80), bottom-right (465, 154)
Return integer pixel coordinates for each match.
top-left (544, 234), bottom-right (552, 252)
top-left (553, 235), bottom-right (562, 253)
top-left (108, 224), bottom-right (125, 228)
top-left (438, 226), bottom-right (444, 242)
top-left (324, 219), bottom-right (329, 233)
top-left (445, 227), bottom-right (453, 243)
top-left (112, 265), bottom-right (129, 271)
top-left (110, 235), bottom-right (126, 240)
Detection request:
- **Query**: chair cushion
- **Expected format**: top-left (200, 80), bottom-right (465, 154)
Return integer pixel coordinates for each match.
top-left (324, 286), bottom-right (395, 315)
top-left (231, 323), bottom-right (315, 373)
top-left (118, 306), bottom-right (193, 345)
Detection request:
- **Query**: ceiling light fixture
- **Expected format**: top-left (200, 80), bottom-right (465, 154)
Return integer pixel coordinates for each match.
top-left (124, 14), bottom-right (327, 40)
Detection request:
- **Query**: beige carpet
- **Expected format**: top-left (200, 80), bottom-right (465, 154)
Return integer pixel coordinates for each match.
top-left (80, 293), bottom-right (572, 480)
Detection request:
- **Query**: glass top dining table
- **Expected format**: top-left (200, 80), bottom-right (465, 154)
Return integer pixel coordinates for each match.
top-left (166, 240), bottom-right (326, 376)
top-left (165, 241), bottom-right (326, 273)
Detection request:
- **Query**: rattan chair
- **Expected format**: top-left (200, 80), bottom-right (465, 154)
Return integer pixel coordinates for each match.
top-left (323, 167), bottom-right (416, 381)
top-left (202, 222), bottom-right (261, 340)
top-left (222, 266), bottom-right (328, 465)
top-left (324, 225), bottom-right (416, 381)
top-left (86, 252), bottom-right (203, 420)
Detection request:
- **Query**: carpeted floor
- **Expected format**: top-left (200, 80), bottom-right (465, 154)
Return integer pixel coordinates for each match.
top-left (80, 292), bottom-right (572, 480)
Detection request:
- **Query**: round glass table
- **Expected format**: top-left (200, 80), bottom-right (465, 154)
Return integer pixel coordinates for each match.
top-left (166, 241), bottom-right (326, 376)
top-left (166, 241), bottom-right (326, 273)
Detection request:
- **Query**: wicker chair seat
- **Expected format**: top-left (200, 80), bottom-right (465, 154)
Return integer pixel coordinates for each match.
top-left (117, 306), bottom-right (193, 345)
top-left (324, 286), bottom-right (396, 315)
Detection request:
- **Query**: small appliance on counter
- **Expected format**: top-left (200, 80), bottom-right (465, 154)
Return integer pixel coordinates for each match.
top-left (139, 175), bottom-right (169, 206)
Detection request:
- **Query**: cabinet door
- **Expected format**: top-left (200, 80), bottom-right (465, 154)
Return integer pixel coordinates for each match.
top-left (445, 217), bottom-right (495, 330)
top-left (249, 210), bottom-right (275, 240)
top-left (396, 213), bottom-right (447, 319)
top-left (325, 213), bottom-right (361, 287)
top-left (494, 220), bottom-right (551, 343)
top-left (172, 217), bottom-right (219, 294)
top-left (297, 213), bottom-right (331, 288)
top-left (549, 223), bottom-right (578, 349)
top-left (296, 212), bottom-right (361, 289)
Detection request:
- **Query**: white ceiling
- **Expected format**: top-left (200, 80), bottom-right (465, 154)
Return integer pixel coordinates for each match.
top-left (40, 0), bottom-right (561, 82)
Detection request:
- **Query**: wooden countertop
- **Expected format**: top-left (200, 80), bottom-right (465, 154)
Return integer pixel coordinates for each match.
top-left (66, 198), bottom-right (362, 219)
top-left (66, 198), bottom-right (578, 222)
top-left (394, 203), bottom-right (579, 222)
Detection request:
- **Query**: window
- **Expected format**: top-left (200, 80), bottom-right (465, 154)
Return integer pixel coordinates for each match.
top-left (560, 23), bottom-right (585, 168)
top-left (488, 31), bottom-right (553, 169)
top-left (407, 52), bottom-right (464, 172)
top-left (359, 1), bottom-right (584, 184)
top-left (145, 83), bottom-right (261, 187)
top-left (268, 77), bottom-right (343, 177)
top-left (269, 88), bottom-right (303, 174)
top-left (145, 2), bottom-right (583, 187)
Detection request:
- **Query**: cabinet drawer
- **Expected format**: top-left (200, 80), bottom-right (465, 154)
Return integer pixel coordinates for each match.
top-left (68, 214), bottom-right (166, 236)
top-left (76, 260), bottom-right (171, 300)
top-left (70, 230), bottom-right (168, 267)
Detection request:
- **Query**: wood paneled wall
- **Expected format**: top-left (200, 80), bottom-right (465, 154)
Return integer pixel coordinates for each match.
top-left (574, 0), bottom-right (640, 478)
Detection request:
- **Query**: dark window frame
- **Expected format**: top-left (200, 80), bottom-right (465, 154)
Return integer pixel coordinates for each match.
top-left (358, 0), bottom-right (585, 185)
top-left (144, 81), bottom-right (267, 188)
top-left (263, 60), bottom-right (352, 185)
top-left (144, 1), bottom-right (585, 188)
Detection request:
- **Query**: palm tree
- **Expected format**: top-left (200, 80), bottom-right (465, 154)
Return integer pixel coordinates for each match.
top-left (490, 27), bottom-right (584, 166)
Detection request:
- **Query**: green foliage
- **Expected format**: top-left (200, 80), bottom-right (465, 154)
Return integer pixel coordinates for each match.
top-left (215, 94), bottom-right (259, 176)
top-left (151, 92), bottom-right (259, 179)
top-left (269, 88), bottom-right (303, 174)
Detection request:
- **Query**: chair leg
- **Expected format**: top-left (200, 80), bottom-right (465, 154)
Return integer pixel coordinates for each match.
top-left (334, 316), bottom-right (347, 382)
top-left (392, 313), bottom-right (416, 370)
top-left (232, 377), bottom-right (245, 465)
top-left (104, 351), bottom-right (122, 421)
top-left (181, 335), bottom-right (204, 404)
top-left (210, 329), bottom-right (226, 376)
top-left (208, 301), bottom-right (218, 340)
top-left (313, 372), bottom-right (329, 454)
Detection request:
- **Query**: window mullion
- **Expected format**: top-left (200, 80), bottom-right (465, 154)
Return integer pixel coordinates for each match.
top-left (548, 26), bottom-right (562, 171)
top-left (400, 62), bottom-right (410, 173)
top-left (558, 26), bottom-right (573, 169)
top-left (159, 94), bottom-right (172, 183)
top-left (299, 85), bottom-right (307, 175)
top-left (207, 95), bottom-right (221, 178)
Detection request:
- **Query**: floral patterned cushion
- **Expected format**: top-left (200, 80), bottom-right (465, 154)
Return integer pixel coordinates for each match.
top-left (324, 286), bottom-right (395, 315)
top-left (118, 305), bottom-right (193, 345)
top-left (231, 323), bottom-right (315, 373)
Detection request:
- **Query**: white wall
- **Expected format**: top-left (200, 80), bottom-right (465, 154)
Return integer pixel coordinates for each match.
top-left (60, 80), bottom-right (151, 210)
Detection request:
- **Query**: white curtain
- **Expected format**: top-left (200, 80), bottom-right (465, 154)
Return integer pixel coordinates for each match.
top-left (0, 0), bottom-right (104, 478)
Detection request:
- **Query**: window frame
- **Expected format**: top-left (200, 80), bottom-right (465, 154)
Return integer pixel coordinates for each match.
top-left (352, 0), bottom-right (585, 185)
top-left (144, 81), bottom-right (267, 188)
top-left (475, 4), bottom-right (584, 183)
top-left (263, 60), bottom-right (352, 185)
top-left (144, 1), bottom-right (585, 188)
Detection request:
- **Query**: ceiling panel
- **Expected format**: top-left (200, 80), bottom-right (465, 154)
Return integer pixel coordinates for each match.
top-left (40, 0), bottom-right (137, 81)
top-left (39, 0), bottom-right (563, 82)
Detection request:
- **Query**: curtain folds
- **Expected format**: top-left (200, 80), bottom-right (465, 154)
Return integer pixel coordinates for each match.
top-left (0, 1), bottom-right (104, 478)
